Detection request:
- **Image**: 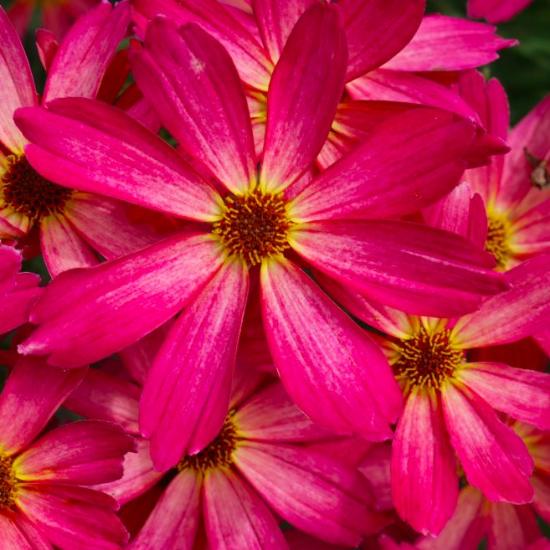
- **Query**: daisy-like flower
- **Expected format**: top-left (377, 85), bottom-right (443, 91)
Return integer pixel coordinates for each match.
top-left (318, 253), bottom-right (550, 536)
top-left (6, 0), bottom-right (99, 40)
top-left (0, 245), bottom-right (42, 334)
top-left (0, 356), bottom-right (135, 549)
top-left (16, 5), bottom-right (506, 471)
top-left (467, 0), bottom-right (533, 23)
top-left (65, 357), bottom-right (390, 549)
top-left (0, 1), bottom-right (162, 276)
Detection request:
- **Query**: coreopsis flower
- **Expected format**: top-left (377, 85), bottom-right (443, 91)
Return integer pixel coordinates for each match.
top-left (318, 253), bottom-right (550, 536)
top-left (0, 245), bottom-right (42, 334)
top-left (0, 356), bottom-right (135, 549)
top-left (0, 1), bottom-right (162, 276)
top-left (6, 0), bottom-right (99, 40)
top-left (468, 0), bottom-right (533, 23)
top-left (16, 6), bottom-right (508, 470)
top-left (65, 358), bottom-right (390, 549)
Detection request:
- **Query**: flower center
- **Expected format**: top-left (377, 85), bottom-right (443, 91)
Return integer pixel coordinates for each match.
top-left (485, 212), bottom-right (512, 271)
top-left (393, 327), bottom-right (463, 390)
top-left (1, 154), bottom-right (73, 225)
top-left (177, 413), bottom-right (238, 473)
top-left (213, 189), bottom-right (294, 266)
top-left (0, 455), bottom-right (16, 509)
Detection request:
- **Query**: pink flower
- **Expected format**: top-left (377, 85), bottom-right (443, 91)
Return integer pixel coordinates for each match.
top-left (468, 0), bottom-right (533, 23)
top-left (0, 1), bottom-right (162, 276)
top-left (0, 244), bottom-right (42, 334)
top-left (0, 356), bottom-right (135, 549)
top-left (319, 253), bottom-right (550, 536)
top-left (16, 5), bottom-right (507, 471)
top-left (65, 359), bottom-right (390, 549)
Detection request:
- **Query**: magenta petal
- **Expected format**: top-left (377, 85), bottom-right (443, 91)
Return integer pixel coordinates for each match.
top-left (0, 509), bottom-right (52, 550)
top-left (251, 0), bottom-right (315, 63)
top-left (234, 442), bottom-right (388, 546)
top-left (132, 0), bottom-right (272, 90)
top-left (0, 6), bottom-right (36, 153)
top-left (40, 214), bottom-right (98, 277)
top-left (16, 99), bottom-right (220, 221)
top-left (459, 362), bottom-right (550, 430)
top-left (261, 257), bottom-right (402, 440)
top-left (19, 233), bottom-right (222, 367)
top-left (234, 382), bottom-right (330, 443)
top-left (340, 0), bottom-right (424, 81)
top-left (0, 244), bottom-right (22, 295)
top-left (64, 368), bottom-right (140, 434)
top-left (142, 260), bottom-right (249, 471)
top-left (486, 502), bottom-right (539, 550)
top-left (203, 469), bottom-right (288, 550)
top-left (391, 389), bottom-right (458, 536)
top-left (453, 254), bottom-right (550, 348)
top-left (43, 1), bottom-right (131, 101)
top-left (131, 18), bottom-right (256, 195)
top-left (441, 383), bottom-right (534, 503)
top-left (97, 438), bottom-right (163, 505)
top-left (15, 420), bottom-right (135, 485)
top-left (383, 15), bottom-right (517, 71)
top-left (291, 220), bottom-right (506, 317)
top-left (16, 485), bottom-right (128, 550)
top-left (0, 357), bottom-right (86, 455)
top-left (0, 280), bottom-right (43, 334)
top-left (290, 109), bottom-right (475, 221)
top-left (130, 469), bottom-right (201, 550)
top-left (468, 0), bottom-right (532, 24)
top-left (260, 2), bottom-right (347, 193)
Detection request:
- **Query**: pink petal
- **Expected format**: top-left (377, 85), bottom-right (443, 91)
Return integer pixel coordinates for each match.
top-left (0, 357), bottom-right (86, 455)
top-left (129, 469), bottom-right (201, 550)
top-left (260, 2), bottom-right (347, 193)
top-left (16, 484), bottom-right (128, 550)
top-left (441, 383), bottom-right (534, 503)
top-left (415, 486), bottom-right (487, 550)
top-left (486, 502), bottom-right (539, 550)
top-left (260, 257), bottom-right (402, 440)
top-left (131, 18), bottom-right (256, 195)
top-left (512, 198), bottom-right (550, 255)
top-left (383, 15), bottom-right (517, 72)
top-left (358, 443), bottom-right (393, 512)
top-left (290, 109), bottom-right (475, 221)
top-left (203, 469), bottom-right (288, 550)
top-left (132, 0), bottom-right (272, 90)
top-left (64, 368), bottom-right (140, 434)
top-left (290, 220), bottom-right (506, 317)
top-left (468, 0), bottom-right (532, 23)
top-left (234, 382), bottom-right (330, 443)
top-left (97, 438), bottom-right (163, 505)
top-left (40, 214), bottom-right (98, 277)
top-left (19, 233), bottom-right (223, 367)
top-left (391, 389), bottom-right (458, 536)
top-left (347, 70), bottom-right (481, 123)
top-left (532, 473), bottom-right (550, 524)
top-left (65, 193), bottom-right (164, 261)
top-left (142, 260), bottom-right (249, 471)
top-left (0, 509), bottom-right (52, 550)
top-left (234, 442), bottom-right (388, 546)
top-left (0, 244), bottom-right (21, 295)
top-left (43, 1), bottom-right (131, 101)
top-left (250, 0), bottom-right (316, 63)
top-left (0, 281), bottom-right (43, 334)
top-left (340, 0), bottom-right (424, 81)
top-left (16, 99), bottom-right (220, 221)
top-left (15, 420), bottom-right (135, 485)
top-left (458, 362), bottom-right (550, 430)
top-left (0, 5), bottom-right (36, 153)
top-left (35, 29), bottom-right (57, 71)
top-left (453, 254), bottom-right (550, 348)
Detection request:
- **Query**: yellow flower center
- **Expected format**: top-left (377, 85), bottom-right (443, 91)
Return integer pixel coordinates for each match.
top-left (177, 413), bottom-right (239, 473)
top-left (1, 154), bottom-right (73, 226)
top-left (393, 327), bottom-right (464, 391)
top-left (485, 211), bottom-right (512, 271)
top-left (0, 455), bottom-right (16, 509)
top-left (213, 188), bottom-right (294, 266)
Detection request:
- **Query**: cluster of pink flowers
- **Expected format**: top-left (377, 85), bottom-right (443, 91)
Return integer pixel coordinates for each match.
top-left (0, 0), bottom-right (548, 548)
